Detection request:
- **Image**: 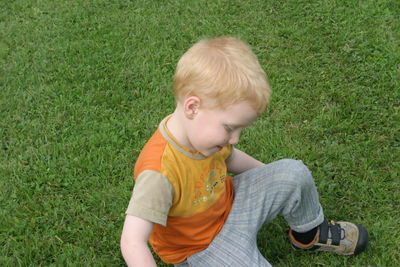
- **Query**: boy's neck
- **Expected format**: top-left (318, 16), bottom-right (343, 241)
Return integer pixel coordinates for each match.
top-left (166, 109), bottom-right (194, 151)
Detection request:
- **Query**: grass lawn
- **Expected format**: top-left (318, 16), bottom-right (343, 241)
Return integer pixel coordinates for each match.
top-left (1, 0), bottom-right (399, 266)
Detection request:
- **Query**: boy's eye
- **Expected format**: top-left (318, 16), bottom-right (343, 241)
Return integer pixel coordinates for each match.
top-left (224, 125), bottom-right (233, 132)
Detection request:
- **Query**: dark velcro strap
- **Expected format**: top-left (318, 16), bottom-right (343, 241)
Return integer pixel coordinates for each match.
top-left (319, 220), bottom-right (329, 244)
top-left (330, 224), bottom-right (341, 246)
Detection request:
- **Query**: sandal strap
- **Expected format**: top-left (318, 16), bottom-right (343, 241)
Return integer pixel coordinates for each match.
top-left (319, 220), bottom-right (342, 246)
top-left (330, 223), bottom-right (341, 246)
top-left (319, 220), bottom-right (329, 244)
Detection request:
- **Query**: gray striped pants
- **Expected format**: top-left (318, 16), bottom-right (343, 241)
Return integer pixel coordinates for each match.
top-left (175, 159), bottom-right (324, 267)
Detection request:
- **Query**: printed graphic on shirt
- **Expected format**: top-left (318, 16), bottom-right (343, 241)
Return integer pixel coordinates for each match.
top-left (194, 162), bottom-right (227, 206)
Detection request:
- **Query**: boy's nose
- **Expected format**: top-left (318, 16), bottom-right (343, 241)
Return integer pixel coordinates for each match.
top-left (228, 132), bottom-right (240, 145)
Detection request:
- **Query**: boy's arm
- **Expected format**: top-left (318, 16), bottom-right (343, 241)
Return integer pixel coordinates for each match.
top-left (226, 148), bottom-right (264, 174)
top-left (120, 215), bottom-right (157, 267)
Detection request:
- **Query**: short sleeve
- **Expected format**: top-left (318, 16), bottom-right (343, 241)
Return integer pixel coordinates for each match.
top-left (125, 170), bottom-right (174, 226)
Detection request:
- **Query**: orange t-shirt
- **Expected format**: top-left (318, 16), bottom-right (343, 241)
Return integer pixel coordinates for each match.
top-left (126, 116), bottom-right (234, 264)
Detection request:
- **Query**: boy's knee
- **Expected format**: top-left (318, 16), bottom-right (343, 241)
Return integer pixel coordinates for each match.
top-left (278, 159), bottom-right (313, 187)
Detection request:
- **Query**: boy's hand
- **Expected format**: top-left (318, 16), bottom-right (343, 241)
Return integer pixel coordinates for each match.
top-left (226, 148), bottom-right (264, 174)
top-left (120, 215), bottom-right (157, 267)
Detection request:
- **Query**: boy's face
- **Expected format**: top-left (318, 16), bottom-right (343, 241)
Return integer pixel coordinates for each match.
top-left (186, 101), bottom-right (258, 157)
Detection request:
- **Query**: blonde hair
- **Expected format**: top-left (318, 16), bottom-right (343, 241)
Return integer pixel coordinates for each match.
top-left (173, 36), bottom-right (271, 114)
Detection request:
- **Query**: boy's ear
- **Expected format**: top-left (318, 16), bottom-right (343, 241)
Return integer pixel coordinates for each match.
top-left (183, 96), bottom-right (200, 119)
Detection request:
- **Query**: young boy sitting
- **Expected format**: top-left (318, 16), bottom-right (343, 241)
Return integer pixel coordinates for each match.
top-left (120, 36), bottom-right (368, 267)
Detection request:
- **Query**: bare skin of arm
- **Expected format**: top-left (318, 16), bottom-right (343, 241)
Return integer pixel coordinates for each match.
top-left (226, 148), bottom-right (264, 174)
top-left (120, 215), bottom-right (157, 267)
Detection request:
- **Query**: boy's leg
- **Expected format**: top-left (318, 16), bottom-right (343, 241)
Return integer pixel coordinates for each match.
top-left (184, 159), bottom-right (323, 267)
top-left (227, 159), bottom-right (324, 233)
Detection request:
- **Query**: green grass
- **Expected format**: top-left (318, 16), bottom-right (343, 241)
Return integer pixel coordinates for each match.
top-left (1, 0), bottom-right (398, 266)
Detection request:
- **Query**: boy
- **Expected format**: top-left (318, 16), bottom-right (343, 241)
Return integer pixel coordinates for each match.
top-left (120, 37), bottom-right (368, 267)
